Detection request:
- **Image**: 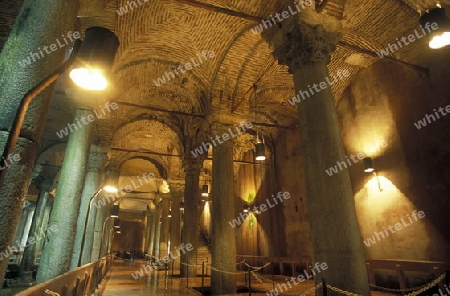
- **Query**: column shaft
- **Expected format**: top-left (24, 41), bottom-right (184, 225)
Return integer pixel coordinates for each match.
top-left (36, 108), bottom-right (94, 283)
top-left (181, 161), bottom-right (201, 277)
top-left (211, 124), bottom-right (236, 294)
top-left (70, 150), bottom-right (105, 269)
top-left (20, 180), bottom-right (52, 279)
top-left (0, 0), bottom-right (80, 284)
top-left (273, 22), bottom-right (369, 295)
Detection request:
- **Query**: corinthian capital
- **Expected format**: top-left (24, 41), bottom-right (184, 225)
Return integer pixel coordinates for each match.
top-left (273, 22), bottom-right (341, 72)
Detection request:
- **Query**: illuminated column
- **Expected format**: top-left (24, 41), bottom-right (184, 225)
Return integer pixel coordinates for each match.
top-left (70, 148), bottom-right (106, 269)
top-left (180, 158), bottom-right (202, 277)
top-left (0, 0), bottom-right (80, 284)
top-left (20, 177), bottom-right (54, 280)
top-left (169, 184), bottom-right (183, 271)
top-left (272, 20), bottom-right (369, 295)
top-left (37, 108), bottom-right (94, 283)
top-left (211, 122), bottom-right (236, 295)
top-left (144, 202), bottom-right (155, 252)
top-left (153, 195), bottom-right (162, 258)
top-left (158, 192), bottom-right (171, 259)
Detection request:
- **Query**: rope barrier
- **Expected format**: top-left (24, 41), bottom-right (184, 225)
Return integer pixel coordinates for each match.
top-left (369, 273), bottom-right (445, 296)
top-left (250, 272), bottom-right (322, 295)
top-left (44, 290), bottom-right (60, 296)
top-left (325, 284), bottom-right (362, 296)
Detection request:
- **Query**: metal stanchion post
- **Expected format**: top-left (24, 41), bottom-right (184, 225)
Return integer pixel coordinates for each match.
top-left (272, 262), bottom-right (275, 290)
top-left (322, 277), bottom-right (327, 296)
top-left (248, 269), bottom-right (252, 296)
top-left (186, 257), bottom-right (189, 288)
top-left (201, 261), bottom-right (205, 294)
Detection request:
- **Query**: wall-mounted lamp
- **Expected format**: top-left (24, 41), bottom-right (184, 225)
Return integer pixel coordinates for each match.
top-left (363, 157), bottom-right (375, 173)
top-left (168, 209), bottom-right (172, 218)
top-left (243, 204), bottom-right (261, 215)
top-left (255, 142), bottom-right (266, 161)
top-left (419, 7), bottom-right (450, 49)
top-left (363, 157), bottom-right (383, 192)
top-left (110, 204), bottom-right (119, 218)
top-left (114, 218), bottom-right (121, 229)
top-left (201, 184), bottom-right (209, 198)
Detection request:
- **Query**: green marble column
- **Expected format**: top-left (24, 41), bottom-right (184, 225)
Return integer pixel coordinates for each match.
top-left (272, 20), bottom-right (370, 295)
top-left (0, 0), bottom-right (80, 284)
top-left (70, 148), bottom-right (106, 269)
top-left (36, 107), bottom-right (94, 283)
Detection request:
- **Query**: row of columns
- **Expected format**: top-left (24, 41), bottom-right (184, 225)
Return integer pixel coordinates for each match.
top-left (0, 2), bottom-right (369, 294)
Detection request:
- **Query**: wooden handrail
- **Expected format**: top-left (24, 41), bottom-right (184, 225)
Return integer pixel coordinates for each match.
top-left (15, 254), bottom-right (113, 296)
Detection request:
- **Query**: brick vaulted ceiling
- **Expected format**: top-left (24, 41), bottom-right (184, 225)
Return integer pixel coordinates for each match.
top-left (2, 0), bottom-right (450, 212)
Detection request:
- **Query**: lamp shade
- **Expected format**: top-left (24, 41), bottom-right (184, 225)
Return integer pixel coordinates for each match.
top-left (363, 157), bottom-right (374, 173)
top-left (114, 218), bottom-right (121, 229)
top-left (201, 184), bottom-right (209, 197)
top-left (255, 142), bottom-right (266, 161)
top-left (110, 204), bottom-right (119, 218)
top-left (69, 27), bottom-right (119, 90)
top-left (104, 169), bottom-right (119, 193)
top-left (419, 8), bottom-right (450, 49)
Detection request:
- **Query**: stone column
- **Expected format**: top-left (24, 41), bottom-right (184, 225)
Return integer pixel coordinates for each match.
top-left (147, 202), bottom-right (157, 257)
top-left (0, 0), bottom-right (80, 284)
top-left (91, 195), bottom-right (109, 261)
top-left (272, 20), bottom-right (369, 295)
top-left (210, 122), bottom-right (236, 294)
top-left (169, 185), bottom-right (183, 271)
top-left (180, 158), bottom-right (202, 277)
top-left (153, 197), bottom-right (162, 259)
top-left (36, 108), bottom-right (94, 283)
top-left (144, 205), bottom-right (154, 252)
top-left (70, 148), bottom-right (106, 269)
top-left (159, 193), bottom-right (171, 259)
top-left (20, 177), bottom-right (54, 280)
top-left (12, 204), bottom-right (33, 250)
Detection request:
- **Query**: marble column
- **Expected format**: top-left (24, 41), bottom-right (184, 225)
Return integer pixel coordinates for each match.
top-left (169, 186), bottom-right (183, 270)
top-left (20, 178), bottom-right (53, 280)
top-left (12, 204), bottom-right (34, 250)
top-left (147, 202), bottom-right (157, 258)
top-left (180, 159), bottom-right (202, 277)
top-left (36, 107), bottom-right (94, 283)
top-left (158, 193), bottom-right (171, 259)
top-left (70, 148), bottom-right (106, 269)
top-left (144, 203), bottom-right (155, 253)
top-left (210, 122), bottom-right (236, 294)
top-left (152, 196), bottom-right (162, 259)
top-left (0, 0), bottom-right (80, 284)
top-left (91, 195), bottom-right (108, 261)
top-left (272, 20), bottom-right (369, 295)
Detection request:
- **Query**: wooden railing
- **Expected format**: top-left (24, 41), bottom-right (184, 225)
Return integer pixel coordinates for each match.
top-left (366, 259), bottom-right (450, 294)
top-left (15, 255), bottom-right (113, 296)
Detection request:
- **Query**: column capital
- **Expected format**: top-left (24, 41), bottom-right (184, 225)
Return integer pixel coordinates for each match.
top-left (182, 158), bottom-right (203, 176)
top-left (272, 22), bottom-right (341, 73)
top-left (86, 152), bottom-right (107, 173)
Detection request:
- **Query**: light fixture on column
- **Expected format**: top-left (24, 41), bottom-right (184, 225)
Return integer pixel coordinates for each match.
top-left (69, 26), bottom-right (119, 90)
top-left (104, 169), bottom-right (119, 193)
top-left (114, 218), bottom-right (121, 229)
top-left (168, 209), bottom-right (172, 218)
top-left (363, 157), bottom-right (383, 191)
top-left (419, 6), bottom-right (450, 49)
top-left (363, 157), bottom-right (374, 173)
top-left (110, 204), bottom-right (119, 218)
top-left (0, 27), bottom-right (119, 191)
top-left (253, 84), bottom-right (266, 161)
top-left (201, 184), bottom-right (209, 198)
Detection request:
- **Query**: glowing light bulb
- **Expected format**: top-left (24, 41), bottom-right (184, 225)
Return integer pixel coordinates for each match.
top-left (70, 68), bottom-right (108, 90)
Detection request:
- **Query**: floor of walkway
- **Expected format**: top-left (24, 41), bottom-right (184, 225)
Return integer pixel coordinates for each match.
top-left (101, 260), bottom-right (396, 296)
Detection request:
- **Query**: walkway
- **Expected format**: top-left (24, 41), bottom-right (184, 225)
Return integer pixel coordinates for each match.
top-left (100, 260), bottom-right (396, 296)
